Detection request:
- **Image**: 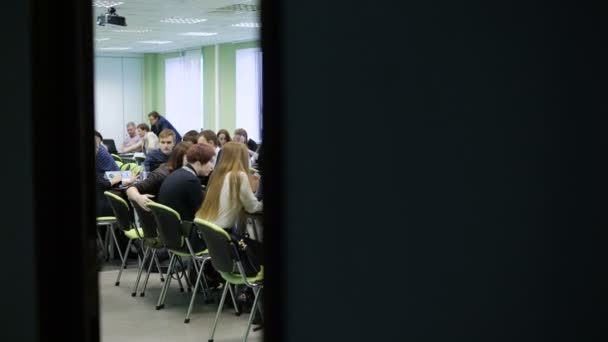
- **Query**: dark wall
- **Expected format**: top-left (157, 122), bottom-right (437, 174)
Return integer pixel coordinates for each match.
top-left (265, 1), bottom-right (607, 341)
top-left (1, 1), bottom-right (98, 341)
top-left (0, 1), bottom-right (36, 339)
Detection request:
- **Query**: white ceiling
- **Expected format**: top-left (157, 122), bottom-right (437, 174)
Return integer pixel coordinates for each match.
top-left (93, 0), bottom-right (260, 54)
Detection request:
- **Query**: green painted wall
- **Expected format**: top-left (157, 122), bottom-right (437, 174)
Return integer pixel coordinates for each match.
top-left (217, 41), bottom-right (259, 132)
top-left (143, 51), bottom-right (181, 121)
top-left (143, 54), bottom-right (157, 117)
top-left (143, 41), bottom-right (260, 133)
top-left (202, 45), bottom-right (216, 130)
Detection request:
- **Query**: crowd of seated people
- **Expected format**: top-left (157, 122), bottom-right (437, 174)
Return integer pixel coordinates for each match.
top-left (96, 112), bottom-right (264, 312)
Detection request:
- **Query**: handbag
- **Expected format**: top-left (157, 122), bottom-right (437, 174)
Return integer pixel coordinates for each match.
top-left (231, 233), bottom-right (263, 277)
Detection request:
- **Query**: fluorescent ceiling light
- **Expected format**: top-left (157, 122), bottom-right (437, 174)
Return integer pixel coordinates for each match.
top-left (95, 37), bottom-right (110, 41)
top-left (179, 32), bottom-right (218, 37)
top-left (98, 47), bottom-right (131, 50)
top-left (231, 22), bottom-right (260, 28)
top-left (113, 29), bottom-right (152, 33)
top-left (160, 17), bottom-right (207, 24)
top-left (92, 1), bottom-right (124, 7)
top-left (139, 40), bottom-right (172, 44)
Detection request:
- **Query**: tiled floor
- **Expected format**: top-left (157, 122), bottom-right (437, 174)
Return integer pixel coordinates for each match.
top-left (99, 264), bottom-right (262, 342)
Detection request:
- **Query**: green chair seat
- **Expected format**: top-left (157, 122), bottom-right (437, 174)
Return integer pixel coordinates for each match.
top-left (170, 248), bottom-right (209, 258)
top-left (219, 267), bottom-right (264, 285)
top-left (142, 237), bottom-right (163, 248)
top-left (97, 216), bottom-right (116, 222)
top-left (124, 228), bottom-right (144, 240)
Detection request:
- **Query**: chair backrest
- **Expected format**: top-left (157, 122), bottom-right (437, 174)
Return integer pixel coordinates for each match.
top-left (104, 191), bottom-right (134, 233)
top-left (130, 200), bottom-right (158, 239)
top-left (120, 162), bottom-right (137, 171)
top-left (147, 202), bottom-right (185, 250)
top-left (194, 218), bottom-right (235, 273)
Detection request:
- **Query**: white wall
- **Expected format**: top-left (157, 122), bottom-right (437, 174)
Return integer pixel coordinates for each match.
top-left (94, 56), bottom-right (144, 145)
top-left (236, 47), bottom-right (262, 142)
top-left (165, 50), bottom-right (203, 135)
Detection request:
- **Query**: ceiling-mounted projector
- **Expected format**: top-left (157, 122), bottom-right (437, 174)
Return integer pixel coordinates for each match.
top-left (97, 7), bottom-right (126, 26)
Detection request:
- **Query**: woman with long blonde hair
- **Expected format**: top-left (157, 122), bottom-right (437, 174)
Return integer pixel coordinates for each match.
top-left (196, 142), bottom-right (262, 230)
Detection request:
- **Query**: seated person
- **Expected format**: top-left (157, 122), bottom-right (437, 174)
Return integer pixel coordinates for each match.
top-left (139, 123), bottom-right (159, 154)
top-left (95, 138), bottom-right (122, 217)
top-left (96, 173), bottom-right (122, 217)
top-left (121, 123), bottom-right (159, 154)
top-left (157, 144), bottom-right (216, 250)
top-left (119, 122), bottom-right (140, 152)
top-left (233, 128), bottom-right (258, 156)
top-left (196, 142), bottom-right (262, 233)
top-left (126, 142), bottom-right (192, 210)
top-left (182, 130), bottom-right (200, 144)
top-left (216, 129), bottom-right (231, 148)
top-left (197, 130), bottom-right (220, 186)
top-left (94, 131), bottom-right (106, 150)
top-left (198, 130), bottom-right (220, 156)
top-left (95, 130), bottom-right (119, 175)
top-left (254, 144), bottom-right (263, 201)
top-left (143, 129), bottom-right (175, 172)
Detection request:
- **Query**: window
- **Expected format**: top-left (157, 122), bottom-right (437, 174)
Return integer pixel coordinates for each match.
top-left (236, 47), bottom-right (263, 142)
top-left (165, 49), bottom-right (203, 135)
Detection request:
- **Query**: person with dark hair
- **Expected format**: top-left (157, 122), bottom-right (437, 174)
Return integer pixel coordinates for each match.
top-left (121, 123), bottom-right (159, 154)
top-left (148, 110), bottom-right (182, 143)
top-left (157, 144), bottom-right (216, 250)
top-left (94, 137), bottom-right (122, 217)
top-left (143, 129), bottom-right (175, 172)
top-left (95, 130), bottom-right (119, 175)
top-left (198, 130), bottom-right (219, 149)
top-left (182, 130), bottom-right (200, 144)
top-left (126, 141), bottom-right (192, 211)
top-left (216, 129), bottom-right (231, 148)
top-left (94, 130), bottom-right (107, 150)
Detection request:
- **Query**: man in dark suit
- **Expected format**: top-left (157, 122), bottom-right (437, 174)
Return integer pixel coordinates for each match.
top-left (148, 110), bottom-right (182, 143)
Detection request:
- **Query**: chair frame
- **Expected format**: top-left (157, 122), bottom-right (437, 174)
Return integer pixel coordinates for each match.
top-left (129, 199), bottom-right (166, 297)
top-left (194, 218), bottom-right (264, 342)
top-left (104, 191), bottom-right (146, 286)
top-left (147, 202), bottom-right (231, 324)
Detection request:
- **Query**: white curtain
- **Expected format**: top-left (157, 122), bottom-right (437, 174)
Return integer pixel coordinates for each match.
top-left (94, 56), bottom-right (144, 143)
top-left (236, 47), bottom-right (263, 142)
top-left (165, 49), bottom-right (203, 135)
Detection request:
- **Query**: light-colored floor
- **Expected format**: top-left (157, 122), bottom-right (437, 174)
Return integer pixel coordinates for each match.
top-left (99, 264), bottom-right (262, 342)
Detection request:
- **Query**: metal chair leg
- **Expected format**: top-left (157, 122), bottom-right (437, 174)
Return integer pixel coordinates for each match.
top-left (198, 258), bottom-right (212, 299)
top-left (103, 223), bottom-right (112, 261)
top-left (243, 287), bottom-right (262, 342)
top-left (109, 226), bottom-right (124, 264)
top-left (228, 283), bottom-right (240, 315)
top-left (153, 252), bottom-right (165, 282)
top-left (97, 223), bottom-right (114, 261)
top-left (156, 254), bottom-right (176, 310)
top-left (140, 248), bottom-right (157, 297)
top-left (114, 239), bottom-right (132, 286)
top-left (175, 257), bottom-right (190, 292)
top-left (96, 229), bottom-right (105, 256)
top-left (208, 282), bottom-right (230, 342)
top-left (184, 259), bottom-right (205, 323)
top-left (131, 246), bottom-right (149, 296)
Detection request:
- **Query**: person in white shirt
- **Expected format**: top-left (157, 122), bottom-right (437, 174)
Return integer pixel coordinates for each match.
top-left (196, 142), bottom-right (262, 231)
top-left (122, 123), bottom-right (159, 154)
